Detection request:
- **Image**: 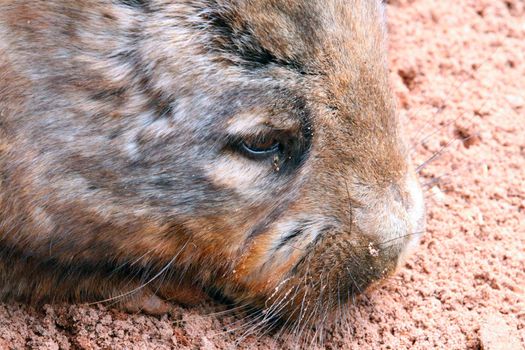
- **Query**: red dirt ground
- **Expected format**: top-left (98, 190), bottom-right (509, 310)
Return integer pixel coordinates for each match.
top-left (0, 0), bottom-right (523, 349)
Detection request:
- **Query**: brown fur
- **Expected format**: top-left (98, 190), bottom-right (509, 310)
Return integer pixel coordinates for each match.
top-left (0, 0), bottom-right (425, 323)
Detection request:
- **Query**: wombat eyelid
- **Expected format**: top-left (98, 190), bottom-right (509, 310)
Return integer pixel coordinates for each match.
top-left (239, 139), bottom-right (281, 159)
top-left (229, 133), bottom-right (285, 161)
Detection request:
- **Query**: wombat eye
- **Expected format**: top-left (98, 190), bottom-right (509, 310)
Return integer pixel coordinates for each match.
top-left (239, 136), bottom-right (281, 159)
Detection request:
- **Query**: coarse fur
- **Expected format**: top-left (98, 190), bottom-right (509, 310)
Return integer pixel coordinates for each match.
top-left (0, 0), bottom-right (425, 323)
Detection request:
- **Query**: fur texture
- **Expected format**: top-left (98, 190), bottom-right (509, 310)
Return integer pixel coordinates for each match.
top-left (0, 0), bottom-right (425, 322)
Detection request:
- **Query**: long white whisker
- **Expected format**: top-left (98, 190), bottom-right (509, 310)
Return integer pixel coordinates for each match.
top-left (88, 240), bottom-right (190, 305)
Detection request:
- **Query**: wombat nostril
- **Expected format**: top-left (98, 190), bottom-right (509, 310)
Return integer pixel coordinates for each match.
top-left (390, 184), bottom-right (407, 208)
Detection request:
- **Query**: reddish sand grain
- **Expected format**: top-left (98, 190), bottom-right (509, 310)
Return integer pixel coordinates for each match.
top-left (0, 0), bottom-right (523, 349)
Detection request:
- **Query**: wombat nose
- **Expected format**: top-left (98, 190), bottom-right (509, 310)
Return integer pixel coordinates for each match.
top-left (353, 174), bottom-right (425, 251)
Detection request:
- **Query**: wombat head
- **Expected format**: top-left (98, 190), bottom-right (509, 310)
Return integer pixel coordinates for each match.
top-left (0, 0), bottom-right (424, 322)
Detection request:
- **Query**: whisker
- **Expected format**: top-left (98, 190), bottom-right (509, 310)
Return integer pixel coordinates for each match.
top-left (107, 247), bottom-right (158, 279)
top-left (376, 231), bottom-right (425, 248)
top-left (205, 302), bottom-right (253, 318)
top-left (235, 291), bottom-right (294, 345)
top-left (289, 266), bottom-right (313, 345)
top-left (209, 307), bottom-right (262, 338)
top-left (411, 107), bottom-right (476, 155)
top-left (233, 294), bottom-right (294, 343)
top-left (271, 288), bottom-right (303, 345)
top-left (88, 240), bottom-right (190, 306)
top-left (416, 132), bottom-right (480, 173)
top-left (422, 173), bottom-right (454, 189)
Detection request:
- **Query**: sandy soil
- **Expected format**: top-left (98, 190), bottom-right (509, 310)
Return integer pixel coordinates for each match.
top-left (0, 0), bottom-right (524, 349)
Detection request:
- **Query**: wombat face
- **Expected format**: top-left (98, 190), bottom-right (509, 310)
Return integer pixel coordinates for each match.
top-left (0, 0), bottom-right (424, 322)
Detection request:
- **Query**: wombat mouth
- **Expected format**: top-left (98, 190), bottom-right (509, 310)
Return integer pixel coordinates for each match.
top-left (198, 223), bottom-right (413, 328)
